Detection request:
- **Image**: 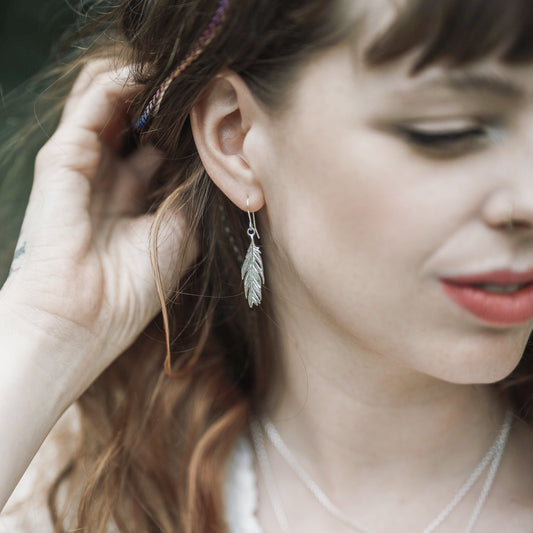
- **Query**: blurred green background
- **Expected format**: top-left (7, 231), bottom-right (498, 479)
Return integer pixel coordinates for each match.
top-left (0, 0), bottom-right (75, 94)
top-left (0, 0), bottom-right (76, 283)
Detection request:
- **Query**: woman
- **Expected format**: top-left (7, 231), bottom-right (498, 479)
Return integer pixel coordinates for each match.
top-left (1, 0), bottom-right (533, 531)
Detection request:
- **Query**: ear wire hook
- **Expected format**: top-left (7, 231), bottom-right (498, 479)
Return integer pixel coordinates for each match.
top-left (247, 198), bottom-right (260, 239)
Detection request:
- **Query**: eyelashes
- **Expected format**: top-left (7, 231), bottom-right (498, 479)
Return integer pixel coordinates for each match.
top-left (395, 123), bottom-right (496, 157)
top-left (402, 127), bottom-right (485, 147)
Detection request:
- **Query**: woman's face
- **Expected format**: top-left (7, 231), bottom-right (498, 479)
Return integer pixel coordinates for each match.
top-left (249, 13), bottom-right (533, 384)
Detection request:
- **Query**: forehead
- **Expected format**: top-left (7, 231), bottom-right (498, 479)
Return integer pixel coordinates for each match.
top-left (282, 1), bottom-right (533, 122)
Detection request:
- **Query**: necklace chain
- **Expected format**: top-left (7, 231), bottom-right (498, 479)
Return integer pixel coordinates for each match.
top-left (251, 410), bottom-right (513, 533)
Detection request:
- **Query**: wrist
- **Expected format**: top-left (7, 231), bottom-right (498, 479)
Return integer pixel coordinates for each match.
top-left (0, 297), bottom-right (81, 511)
top-left (0, 289), bottom-right (100, 412)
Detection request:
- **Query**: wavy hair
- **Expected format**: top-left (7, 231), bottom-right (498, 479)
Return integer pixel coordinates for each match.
top-left (1, 0), bottom-right (533, 531)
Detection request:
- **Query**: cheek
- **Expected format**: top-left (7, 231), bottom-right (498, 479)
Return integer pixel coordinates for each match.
top-left (262, 128), bottom-right (529, 383)
top-left (264, 144), bottom-right (418, 355)
top-left (266, 131), bottom-right (430, 297)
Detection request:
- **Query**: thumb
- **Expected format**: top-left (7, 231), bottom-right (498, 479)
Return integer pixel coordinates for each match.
top-left (118, 207), bottom-right (198, 319)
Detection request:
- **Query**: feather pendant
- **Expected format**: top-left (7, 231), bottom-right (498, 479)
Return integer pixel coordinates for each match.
top-left (241, 239), bottom-right (265, 308)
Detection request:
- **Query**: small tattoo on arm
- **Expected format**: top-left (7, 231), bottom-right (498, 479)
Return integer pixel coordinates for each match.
top-left (8, 241), bottom-right (26, 277)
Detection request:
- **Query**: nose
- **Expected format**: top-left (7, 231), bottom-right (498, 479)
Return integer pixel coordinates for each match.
top-left (482, 146), bottom-right (533, 232)
top-left (481, 118), bottom-right (533, 231)
top-left (482, 191), bottom-right (533, 231)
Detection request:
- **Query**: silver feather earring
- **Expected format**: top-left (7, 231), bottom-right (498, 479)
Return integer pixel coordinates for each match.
top-left (241, 199), bottom-right (264, 308)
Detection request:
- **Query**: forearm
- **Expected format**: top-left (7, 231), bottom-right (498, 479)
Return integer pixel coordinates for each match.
top-left (0, 61), bottom-right (183, 512)
top-left (0, 301), bottom-right (74, 511)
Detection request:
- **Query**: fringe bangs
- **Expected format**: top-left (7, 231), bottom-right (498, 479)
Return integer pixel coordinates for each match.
top-left (366, 0), bottom-right (533, 72)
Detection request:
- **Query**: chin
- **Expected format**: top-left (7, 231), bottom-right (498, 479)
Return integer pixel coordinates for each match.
top-left (429, 348), bottom-right (525, 386)
top-left (418, 322), bottom-right (533, 385)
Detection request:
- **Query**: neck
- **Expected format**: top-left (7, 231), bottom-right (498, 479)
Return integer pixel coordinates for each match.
top-left (262, 290), bottom-right (508, 529)
top-left (272, 349), bottom-right (504, 483)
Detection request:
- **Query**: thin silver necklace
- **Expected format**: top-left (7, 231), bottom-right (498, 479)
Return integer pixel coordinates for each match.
top-left (250, 410), bottom-right (513, 533)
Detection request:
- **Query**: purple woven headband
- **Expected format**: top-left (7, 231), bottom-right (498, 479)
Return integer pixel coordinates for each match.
top-left (135, 0), bottom-right (230, 131)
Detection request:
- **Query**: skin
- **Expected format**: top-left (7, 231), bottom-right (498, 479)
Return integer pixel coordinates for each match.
top-left (192, 5), bottom-right (533, 532)
top-left (2, 3), bottom-right (533, 532)
top-left (0, 61), bottom-right (195, 510)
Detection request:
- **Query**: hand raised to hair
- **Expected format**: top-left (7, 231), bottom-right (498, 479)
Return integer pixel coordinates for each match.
top-left (0, 61), bottom-right (195, 404)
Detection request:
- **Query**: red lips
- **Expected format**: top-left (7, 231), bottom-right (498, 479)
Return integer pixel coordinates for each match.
top-left (441, 269), bottom-right (533, 326)
top-left (443, 269), bottom-right (533, 286)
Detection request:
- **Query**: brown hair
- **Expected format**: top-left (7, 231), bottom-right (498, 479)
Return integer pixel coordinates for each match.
top-left (2, 0), bottom-right (533, 531)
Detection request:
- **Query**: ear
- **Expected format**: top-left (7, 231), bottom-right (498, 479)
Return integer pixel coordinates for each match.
top-left (190, 70), bottom-right (265, 212)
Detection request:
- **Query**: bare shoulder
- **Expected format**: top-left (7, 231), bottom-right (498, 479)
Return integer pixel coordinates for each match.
top-left (0, 405), bottom-right (80, 532)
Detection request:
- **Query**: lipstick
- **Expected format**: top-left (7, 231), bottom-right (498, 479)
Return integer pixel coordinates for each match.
top-left (440, 269), bottom-right (533, 326)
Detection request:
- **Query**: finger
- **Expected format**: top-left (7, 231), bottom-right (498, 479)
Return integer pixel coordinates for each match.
top-left (109, 145), bottom-right (165, 215)
top-left (24, 63), bottom-right (145, 247)
top-left (60, 64), bottom-right (139, 136)
top-left (126, 145), bottom-right (165, 183)
top-left (41, 64), bottom-right (141, 185)
top-left (111, 210), bottom-right (197, 321)
top-left (31, 64), bottom-right (141, 207)
top-left (68, 58), bottom-right (121, 96)
top-left (63, 59), bottom-right (136, 114)
top-left (91, 145), bottom-right (165, 219)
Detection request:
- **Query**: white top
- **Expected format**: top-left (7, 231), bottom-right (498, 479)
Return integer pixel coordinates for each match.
top-left (224, 436), bottom-right (263, 533)
top-left (0, 407), bottom-right (263, 532)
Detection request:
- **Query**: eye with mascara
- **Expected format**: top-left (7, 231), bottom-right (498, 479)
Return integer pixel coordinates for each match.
top-left (397, 123), bottom-right (493, 157)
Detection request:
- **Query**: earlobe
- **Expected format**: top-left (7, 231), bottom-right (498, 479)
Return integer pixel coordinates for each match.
top-left (190, 71), bottom-right (265, 212)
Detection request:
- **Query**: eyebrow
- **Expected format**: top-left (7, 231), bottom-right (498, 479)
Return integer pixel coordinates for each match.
top-left (410, 72), bottom-right (526, 101)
